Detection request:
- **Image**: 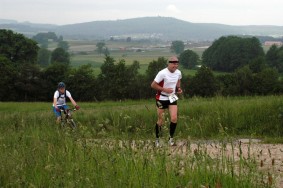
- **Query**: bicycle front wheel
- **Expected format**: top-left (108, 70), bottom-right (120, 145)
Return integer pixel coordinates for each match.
top-left (69, 119), bottom-right (77, 129)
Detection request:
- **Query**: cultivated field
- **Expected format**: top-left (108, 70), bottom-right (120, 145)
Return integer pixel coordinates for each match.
top-left (49, 39), bottom-right (274, 77)
top-left (50, 40), bottom-right (207, 75)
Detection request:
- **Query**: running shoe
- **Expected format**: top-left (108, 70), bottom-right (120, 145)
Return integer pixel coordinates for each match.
top-left (168, 137), bottom-right (177, 146)
top-left (155, 138), bottom-right (160, 147)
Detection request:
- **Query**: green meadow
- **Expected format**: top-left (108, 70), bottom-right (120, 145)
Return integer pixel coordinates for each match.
top-left (1, 96), bottom-right (282, 187)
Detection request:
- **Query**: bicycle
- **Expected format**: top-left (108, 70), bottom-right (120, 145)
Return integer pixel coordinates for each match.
top-left (60, 108), bottom-right (77, 128)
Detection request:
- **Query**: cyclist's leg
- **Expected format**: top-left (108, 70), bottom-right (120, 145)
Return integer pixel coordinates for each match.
top-left (53, 106), bottom-right (62, 124)
top-left (62, 105), bottom-right (68, 110)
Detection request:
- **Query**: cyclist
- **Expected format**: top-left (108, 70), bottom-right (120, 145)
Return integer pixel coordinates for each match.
top-left (151, 56), bottom-right (182, 147)
top-left (53, 82), bottom-right (80, 123)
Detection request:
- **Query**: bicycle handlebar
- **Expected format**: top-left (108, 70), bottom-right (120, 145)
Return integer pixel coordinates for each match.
top-left (60, 108), bottom-right (77, 112)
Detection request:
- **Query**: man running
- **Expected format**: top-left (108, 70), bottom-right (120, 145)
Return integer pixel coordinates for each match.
top-left (151, 56), bottom-right (182, 147)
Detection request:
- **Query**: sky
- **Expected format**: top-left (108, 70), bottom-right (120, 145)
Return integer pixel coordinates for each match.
top-left (1, 0), bottom-right (283, 26)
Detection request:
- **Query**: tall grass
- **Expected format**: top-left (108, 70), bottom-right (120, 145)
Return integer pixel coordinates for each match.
top-left (179, 96), bottom-right (283, 139)
top-left (0, 95), bottom-right (282, 187)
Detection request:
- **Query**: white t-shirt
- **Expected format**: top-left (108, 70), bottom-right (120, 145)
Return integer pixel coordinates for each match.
top-left (154, 68), bottom-right (182, 100)
top-left (53, 90), bottom-right (71, 106)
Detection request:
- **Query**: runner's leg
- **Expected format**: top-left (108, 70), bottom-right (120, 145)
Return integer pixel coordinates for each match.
top-left (168, 105), bottom-right (178, 138)
top-left (169, 104), bottom-right (177, 123)
top-left (156, 108), bottom-right (164, 138)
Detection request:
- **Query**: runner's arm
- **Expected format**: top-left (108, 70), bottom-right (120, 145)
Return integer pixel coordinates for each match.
top-left (151, 81), bottom-right (173, 94)
top-left (176, 79), bottom-right (183, 94)
top-left (151, 81), bottom-right (164, 91)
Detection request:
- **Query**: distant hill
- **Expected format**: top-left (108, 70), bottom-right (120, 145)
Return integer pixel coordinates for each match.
top-left (0, 17), bottom-right (282, 41)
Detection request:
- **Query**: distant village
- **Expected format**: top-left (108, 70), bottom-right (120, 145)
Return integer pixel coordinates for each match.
top-left (264, 41), bottom-right (283, 46)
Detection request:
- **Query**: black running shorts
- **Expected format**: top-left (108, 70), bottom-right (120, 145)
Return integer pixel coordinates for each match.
top-left (156, 100), bottom-right (177, 109)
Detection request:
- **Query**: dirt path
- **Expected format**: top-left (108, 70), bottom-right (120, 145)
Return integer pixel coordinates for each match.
top-left (84, 138), bottom-right (283, 187)
top-left (170, 139), bottom-right (283, 188)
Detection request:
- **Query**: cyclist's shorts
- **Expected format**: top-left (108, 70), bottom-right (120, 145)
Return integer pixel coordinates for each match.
top-left (156, 100), bottom-right (177, 109)
top-left (53, 105), bottom-right (68, 117)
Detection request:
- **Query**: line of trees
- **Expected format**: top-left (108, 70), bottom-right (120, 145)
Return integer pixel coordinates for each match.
top-left (1, 29), bottom-right (283, 102)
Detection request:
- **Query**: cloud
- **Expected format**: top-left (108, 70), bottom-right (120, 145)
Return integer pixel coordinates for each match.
top-left (166, 4), bottom-right (181, 13)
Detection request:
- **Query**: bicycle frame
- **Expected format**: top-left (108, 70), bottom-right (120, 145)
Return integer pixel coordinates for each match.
top-left (60, 108), bottom-right (77, 128)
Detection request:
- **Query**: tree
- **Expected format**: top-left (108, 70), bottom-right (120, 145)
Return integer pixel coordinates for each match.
top-left (248, 56), bottom-right (267, 73)
top-left (179, 49), bottom-right (199, 69)
top-left (189, 66), bottom-right (218, 97)
top-left (253, 68), bottom-right (279, 95)
top-left (65, 64), bottom-right (97, 101)
top-left (96, 56), bottom-right (116, 100)
top-left (146, 57), bottom-right (167, 82)
top-left (96, 42), bottom-right (106, 55)
top-left (96, 55), bottom-right (142, 100)
top-left (113, 60), bottom-right (130, 99)
top-left (234, 66), bottom-right (254, 95)
top-left (58, 35), bottom-right (64, 42)
top-left (14, 63), bottom-right (42, 101)
top-left (170, 40), bottom-right (184, 54)
top-left (37, 48), bottom-right (51, 67)
top-left (32, 32), bottom-right (58, 43)
top-left (0, 29), bottom-right (39, 64)
top-left (51, 48), bottom-right (70, 64)
top-left (0, 56), bottom-right (17, 101)
top-left (266, 45), bottom-right (283, 72)
top-left (278, 47), bottom-right (283, 72)
top-left (266, 45), bottom-right (278, 67)
top-left (103, 47), bottom-right (110, 56)
top-left (202, 36), bottom-right (264, 72)
top-left (217, 74), bottom-right (238, 96)
top-left (57, 41), bottom-right (69, 51)
top-left (126, 37), bottom-right (132, 42)
top-left (126, 60), bottom-right (142, 99)
top-left (42, 62), bottom-right (70, 89)
top-left (180, 74), bottom-right (193, 98)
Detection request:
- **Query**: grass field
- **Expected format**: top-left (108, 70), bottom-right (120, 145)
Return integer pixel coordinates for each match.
top-left (0, 96), bottom-right (282, 187)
